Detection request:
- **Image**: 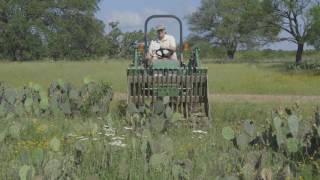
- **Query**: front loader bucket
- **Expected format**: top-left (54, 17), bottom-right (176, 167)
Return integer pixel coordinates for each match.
top-left (127, 67), bottom-right (209, 118)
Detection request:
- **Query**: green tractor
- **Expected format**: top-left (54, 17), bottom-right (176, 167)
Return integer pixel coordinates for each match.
top-left (127, 15), bottom-right (210, 118)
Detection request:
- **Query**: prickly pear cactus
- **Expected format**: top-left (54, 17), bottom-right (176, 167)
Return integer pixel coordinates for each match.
top-left (222, 126), bottom-right (235, 141)
top-left (48, 80), bottom-right (73, 117)
top-left (0, 80), bottom-right (113, 119)
top-left (49, 137), bottom-right (61, 152)
top-left (78, 81), bottom-right (113, 116)
top-left (19, 165), bottom-right (35, 180)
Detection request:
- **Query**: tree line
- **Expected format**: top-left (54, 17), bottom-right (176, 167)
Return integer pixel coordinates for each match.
top-left (188, 0), bottom-right (320, 63)
top-left (0, 0), bottom-right (319, 63)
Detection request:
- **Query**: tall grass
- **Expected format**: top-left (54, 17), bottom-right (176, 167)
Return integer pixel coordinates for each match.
top-left (0, 101), bottom-right (318, 179)
top-left (0, 60), bottom-right (319, 95)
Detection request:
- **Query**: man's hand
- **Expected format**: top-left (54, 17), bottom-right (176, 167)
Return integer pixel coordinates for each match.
top-left (160, 44), bottom-right (176, 52)
top-left (146, 52), bottom-right (154, 60)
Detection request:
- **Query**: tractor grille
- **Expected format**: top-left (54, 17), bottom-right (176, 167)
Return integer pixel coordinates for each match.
top-left (127, 68), bottom-right (209, 116)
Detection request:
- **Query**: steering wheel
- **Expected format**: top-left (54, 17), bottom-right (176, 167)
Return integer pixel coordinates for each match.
top-left (155, 48), bottom-right (174, 59)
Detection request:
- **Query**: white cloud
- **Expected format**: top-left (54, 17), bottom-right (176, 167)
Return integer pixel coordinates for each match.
top-left (185, 4), bottom-right (197, 14)
top-left (102, 8), bottom-right (191, 39)
top-left (108, 11), bottom-right (143, 29)
top-left (106, 9), bottom-right (168, 31)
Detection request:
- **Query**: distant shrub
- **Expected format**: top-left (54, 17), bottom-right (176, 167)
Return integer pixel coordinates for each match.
top-left (287, 61), bottom-right (320, 71)
top-left (201, 49), bottom-right (320, 63)
top-left (190, 41), bottom-right (226, 59)
top-left (236, 49), bottom-right (296, 61)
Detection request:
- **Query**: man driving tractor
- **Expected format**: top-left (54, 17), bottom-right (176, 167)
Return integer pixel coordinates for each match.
top-left (128, 15), bottom-right (210, 118)
top-left (146, 25), bottom-right (178, 61)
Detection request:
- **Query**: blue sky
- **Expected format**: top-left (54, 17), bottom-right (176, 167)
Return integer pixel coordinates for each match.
top-left (95, 0), bottom-right (299, 50)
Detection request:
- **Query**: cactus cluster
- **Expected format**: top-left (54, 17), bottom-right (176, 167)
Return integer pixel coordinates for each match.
top-left (125, 98), bottom-right (198, 179)
top-left (0, 80), bottom-right (113, 119)
top-left (126, 97), bottom-right (210, 130)
top-left (222, 112), bottom-right (320, 154)
top-left (221, 109), bottom-right (320, 179)
top-left (1, 80), bottom-right (320, 179)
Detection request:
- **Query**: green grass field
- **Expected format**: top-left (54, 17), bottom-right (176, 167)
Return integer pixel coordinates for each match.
top-left (0, 60), bottom-right (319, 95)
top-left (1, 60), bottom-right (320, 179)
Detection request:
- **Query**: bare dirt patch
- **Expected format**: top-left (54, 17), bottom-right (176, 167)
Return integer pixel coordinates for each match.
top-left (114, 93), bottom-right (320, 103)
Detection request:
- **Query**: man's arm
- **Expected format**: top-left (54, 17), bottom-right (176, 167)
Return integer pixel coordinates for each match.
top-left (168, 35), bottom-right (177, 52)
top-left (146, 40), bottom-right (160, 60)
top-left (160, 35), bottom-right (176, 52)
top-left (167, 35), bottom-right (178, 60)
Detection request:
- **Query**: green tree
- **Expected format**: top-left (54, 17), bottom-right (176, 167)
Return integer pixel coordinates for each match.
top-left (119, 28), bottom-right (157, 58)
top-left (307, 5), bottom-right (320, 50)
top-left (0, 0), bottom-right (48, 60)
top-left (186, 34), bottom-right (226, 58)
top-left (119, 30), bottom-right (144, 58)
top-left (263, 0), bottom-right (320, 63)
top-left (187, 0), bottom-right (279, 59)
top-left (44, 0), bottom-right (106, 60)
top-left (0, 0), bottom-right (106, 60)
top-left (104, 22), bottom-right (158, 59)
top-left (105, 22), bottom-right (123, 58)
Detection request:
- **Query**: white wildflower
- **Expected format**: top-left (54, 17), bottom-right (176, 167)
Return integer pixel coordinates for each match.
top-left (109, 140), bottom-right (126, 147)
top-left (124, 127), bottom-right (133, 130)
top-left (103, 126), bottom-right (115, 136)
top-left (105, 132), bottom-right (115, 137)
top-left (192, 130), bottom-right (208, 134)
top-left (79, 137), bottom-right (89, 141)
top-left (112, 137), bottom-right (125, 140)
top-left (67, 133), bottom-right (77, 137)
